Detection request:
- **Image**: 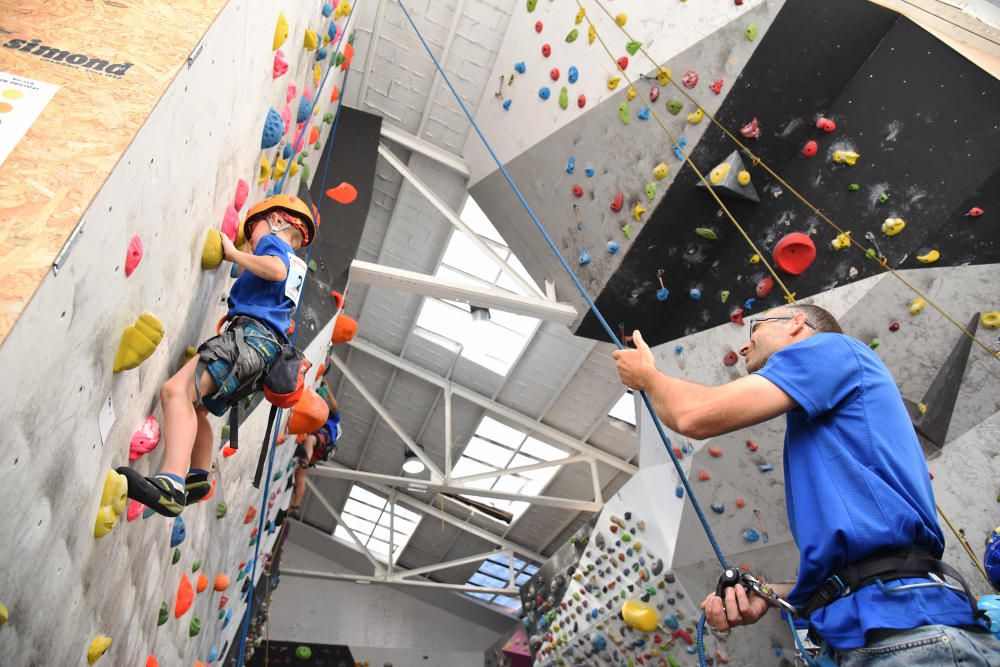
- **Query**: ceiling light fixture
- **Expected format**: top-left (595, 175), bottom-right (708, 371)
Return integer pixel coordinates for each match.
top-left (402, 452), bottom-right (426, 474)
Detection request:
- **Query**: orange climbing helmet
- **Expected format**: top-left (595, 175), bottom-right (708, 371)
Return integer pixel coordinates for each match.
top-left (243, 194), bottom-right (316, 247)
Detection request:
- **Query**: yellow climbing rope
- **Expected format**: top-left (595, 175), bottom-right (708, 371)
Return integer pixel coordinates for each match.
top-left (585, 0), bottom-right (999, 362)
top-left (937, 503), bottom-right (992, 591)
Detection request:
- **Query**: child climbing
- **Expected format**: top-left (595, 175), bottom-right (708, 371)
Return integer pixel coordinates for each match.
top-left (289, 378), bottom-right (340, 518)
top-left (118, 194), bottom-right (316, 517)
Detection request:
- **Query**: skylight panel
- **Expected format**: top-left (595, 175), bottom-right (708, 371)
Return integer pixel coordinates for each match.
top-left (609, 391), bottom-right (637, 426)
top-left (463, 554), bottom-right (540, 612)
top-left (333, 485), bottom-right (421, 565)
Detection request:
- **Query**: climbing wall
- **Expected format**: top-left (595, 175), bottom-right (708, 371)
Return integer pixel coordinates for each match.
top-left (0, 1), bottom-right (363, 665)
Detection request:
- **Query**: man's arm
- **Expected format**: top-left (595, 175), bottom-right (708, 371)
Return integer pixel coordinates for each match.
top-left (613, 331), bottom-right (797, 439)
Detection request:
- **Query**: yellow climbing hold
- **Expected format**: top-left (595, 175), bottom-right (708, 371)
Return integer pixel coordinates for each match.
top-left (909, 298), bottom-right (926, 315)
top-left (980, 312), bottom-right (1000, 329)
top-left (575, 7), bottom-right (585, 24)
top-left (113, 312), bottom-right (164, 373)
top-left (737, 170), bottom-right (751, 186)
top-left (607, 76), bottom-right (621, 90)
top-left (201, 229), bottom-right (224, 270)
top-left (626, 87), bottom-right (637, 102)
top-left (303, 29), bottom-right (319, 51)
top-left (917, 402), bottom-right (928, 414)
top-left (313, 64), bottom-right (322, 87)
top-left (749, 253), bottom-right (761, 264)
top-left (881, 218), bottom-right (906, 236)
top-left (656, 68), bottom-right (672, 85)
top-left (916, 249), bottom-right (940, 264)
top-left (273, 157), bottom-right (288, 179)
top-left (258, 155), bottom-right (271, 185)
top-left (831, 231), bottom-right (851, 250)
top-left (832, 150), bottom-right (860, 166)
top-left (622, 600), bottom-right (658, 633)
top-left (185, 345), bottom-right (198, 361)
top-left (653, 163), bottom-right (669, 180)
top-left (323, 34), bottom-right (330, 47)
top-left (87, 635), bottom-right (112, 664)
top-left (273, 12), bottom-right (289, 51)
top-left (0, 602), bottom-right (7, 628)
top-left (615, 13), bottom-right (627, 27)
top-left (588, 25), bottom-right (596, 44)
top-left (709, 162), bottom-right (731, 185)
top-left (632, 203), bottom-right (646, 221)
top-left (94, 470), bottom-right (128, 538)
top-left (686, 108), bottom-right (704, 125)
top-left (290, 161), bottom-right (301, 177)
top-left (334, 0), bottom-right (352, 19)
top-left (235, 217), bottom-right (247, 248)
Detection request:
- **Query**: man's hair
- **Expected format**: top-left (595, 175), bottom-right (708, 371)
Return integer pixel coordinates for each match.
top-left (783, 303), bottom-right (843, 334)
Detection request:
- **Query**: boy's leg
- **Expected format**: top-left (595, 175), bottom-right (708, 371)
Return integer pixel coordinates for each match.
top-left (183, 407), bottom-right (215, 504)
top-left (291, 466), bottom-right (308, 513)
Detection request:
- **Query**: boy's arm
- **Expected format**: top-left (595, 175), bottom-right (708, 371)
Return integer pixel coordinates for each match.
top-left (221, 234), bottom-right (287, 282)
top-left (320, 381), bottom-right (339, 414)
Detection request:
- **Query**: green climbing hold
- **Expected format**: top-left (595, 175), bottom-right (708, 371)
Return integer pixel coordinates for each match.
top-left (158, 602), bottom-right (168, 626)
top-left (621, 532), bottom-right (632, 542)
top-left (296, 646), bottom-right (313, 660)
top-left (666, 100), bottom-right (683, 115)
top-left (870, 338), bottom-right (881, 349)
top-left (172, 548), bottom-right (181, 565)
top-left (878, 191), bottom-right (890, 203)
top-left (566, 28), bottom-right (578, 43)
top-left (302, 164), bottom-right (311, 181)
top-left (335, 52), bottom-right (346, 67)
top-left (618, 102), bottom-right (630, 124)
top-left (348, 30), bottom-right (356, 45)
top-left (308, 259), bottom-right (318, 272)
top-left (191, 560), bottom-right (201, 572)
top-left (272, 470), bottom-right (283, 481)
top-left (622, 224), bottom-right (632, 240)
top-left (237, 570), bottom-right (246, 582)
top-left (323, 113), bottom-right (334, 124)
top-left (527, 0), bottom-right (537, 12)
top-left (249, 535), bottom-right (258, 547)
top-left (865, 248), bottom-right (877, 260)
top-left (745, 24), bottom-right (758, 41)
top-left (720, 290), bottom-right (730, 303)
top-left (558, 86), bottom-right (568, 110)
top-left (220, 424), bottom-right (230, 441)
top-left (219, 608), bottom-right (226, 620)
top-left (645, 181), bottom-right (657, 203)
top-left (300, 150), bottom-right (309, 159)
top-left (189, 617), bottom-right (202, 637)
top-left (625, 40), bottom-right (642, 55)
top-left (849, 183), bottom-right (860, 191)
top-left (216, 502), bottom-right (228, 519)
top-left (667, 655), bottom-right (680, 667)
top-left (695, 227), bottom-right (718, 240)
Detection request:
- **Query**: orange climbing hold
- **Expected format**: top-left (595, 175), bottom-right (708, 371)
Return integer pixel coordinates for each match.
top-left (146, 656), bottom-right (158, 667)
top-left (196, 573), bottom-right (208, 594)
top-left (288, 386), bottom-right (330, 434)
top-left (276, 431), bottom-right (287, 445)
top-left (330, 84), bottom-right (340, 103)
top-left (244, 505), bottom-right (257, 524)
top-left (214, 574), bottom-right (230, 592)
top-left (331, 313), bottom-right (357, 344)
top-left (708, 446), bottom-right (723, 457)
top-left (326, 182), bottom-right (358, 204)
top-left (175, 574), bottom-right (194, 618)
top-left (308, 126), bottom-right (320, 144)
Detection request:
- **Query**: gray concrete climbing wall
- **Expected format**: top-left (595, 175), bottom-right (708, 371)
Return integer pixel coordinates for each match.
top-left (0, 1), bottom-right (352, 664)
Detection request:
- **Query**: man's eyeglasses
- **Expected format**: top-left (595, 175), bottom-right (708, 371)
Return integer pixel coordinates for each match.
top-left (747, 316), bottom-right (816, 340)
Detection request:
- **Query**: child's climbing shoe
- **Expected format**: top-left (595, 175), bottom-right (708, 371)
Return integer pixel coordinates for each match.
top-left (288, 505), bottom-right (301, 520)
top-left (116, 467), bottom-right (186, 517)
top-left (184, 476), bottom-right (213, 504)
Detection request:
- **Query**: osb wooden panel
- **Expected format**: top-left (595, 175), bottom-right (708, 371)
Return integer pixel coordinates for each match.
top-left (0, 0), bottom-right (228, 343)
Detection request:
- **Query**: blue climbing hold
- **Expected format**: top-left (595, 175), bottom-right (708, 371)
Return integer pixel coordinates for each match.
top-left (711, 502), bottom-right (725, 514)
top-left (208, 646), bottom-right (218, 663)
top-left (316, 47), bottom-right (328, 61)
top-left (656, 287), bottom-right (669, 302)
top-left (584, 167), bottom-right (595, 177)
top-left (539, 87), bottom-right (550, 100)
top-left (664, 613), bottom-right (680, 630)
top-left (296, 97), bottom-right (311, 124)
top-left (686, 645), bottom-right (697, 655)
top-left (327, 22), bottom-right (337, 41)
top-left (591, 633), bottom-right (607, 650)
top-left (170, 516), bottom-right (186, 548)
top-left (322, 2), bottom-right (333, 17)
top-left (673, 136), bottom-right (688, 160)
top-left (744, 297), bottom-right (756, 311)
top-left (590, 608), bottom-right (599, 619)
top-left (282, 144), bottom-right (292, 159)
top-left (261, 107), bottom-right (284, 149)
top-left (566, 156), bottom-right (575, 173)
top-left (502, 99), bottom-right (512, 111)
top-left (743, 528), bottom-right (761, 542)
top-left (514, 61), bottom-right (526, 74)
top-left (222, 608), bottom-right (233, 629)
top-left (607, 241), bottom-right (619, 254)
top-left (682, 442), bottom-right (693, 454)
top-left (568, 65), bottom-right (579, 84)
top-left (637, 107), bottom-right (650, 120)
top-left (675, 345), bottom-right (683, 354)
top-left (142, 505), bottom-right (156, 519)
top-left (675, 485), bottom-right (684, 498)
top-left (578, 248), bottom-right (591, 265)
top-left (759, 464), bottom-right (774, 473)
top-left (230, 263), bottom-right (239, 279)
top-left (690, 288), bottom-right (702, 300)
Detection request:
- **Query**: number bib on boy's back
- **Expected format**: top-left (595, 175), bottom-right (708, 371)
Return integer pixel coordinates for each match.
top-left (285, 253), bottom-right (307, 305)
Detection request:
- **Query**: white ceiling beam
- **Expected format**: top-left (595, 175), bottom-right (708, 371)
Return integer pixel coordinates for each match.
top-left (381, 123), bottom-right (470, 178)
top-left (282, 568), bottom-right (517, 595)
top-left (348, 338), bottom-right (639, 476)
top-left (350, 260), bottom-right (578, 325)
top-left (391, 548), bottom-right (511, 580)
top-left (450, 454), bottom-right (588, 484)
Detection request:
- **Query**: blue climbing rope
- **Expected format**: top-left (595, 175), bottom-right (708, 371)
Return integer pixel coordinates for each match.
top-left (234, 5), bottom-right (358, 665)
top-left (392, 0), bottom-right (735, 663)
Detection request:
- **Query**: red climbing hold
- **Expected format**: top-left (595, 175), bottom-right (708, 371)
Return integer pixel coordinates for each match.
top-left (244, 505), bottom-right (257, 524)
top-left (734, 0), bottom-right (743, 5)
top-left (175, 574), bottom-right (194, 618)
top-left (572, 185), bottom-right (584, 197)
top-left (723, 351), bottom-right (739, 366)
top-left (221, 205), bottom-right (239, 243)
top-left (681, 70), bottom-right (698, 88)
top-left (755, 276), bottom-right (774, 299)
top-left (222, 446), bottom-right (237, 457)
top-left (146, 656), bottom-right (159, 667)
top-left (709, 78), bottom-right (723, 94)
top-left (889, 321), bottom-right (901, 332)
top-left (127, 499), bottom-right (145, 522)
top-left (673, 628), bottom-right (694, 645)
top-left (730, 308), bottom-right (745, 326)
top-left (610, 192), bottom-right (624, 213)
top-left (816, 117), bottom-right (836, 133)
top-left (535, 21), bottom-right (543, 33)
top-left (649, 86), bottom-right (659, 102)
top-left (802, 140), bottom-right (818, 157)
top-left (735, 498), bottom-right (746, 509)
top-left (330, 84), bottom-right (340, 103)
top-left (673, 446), bottom-right (684, 460)
top-left (550, 67), bottom-right (560, 81)
top-left (577, 94), bottom-right (587, 108)
top-left (124, 235), bottom-right (143, 277)
top-left (708, 446), bottom-right (723, 457)
top-left (746, 438), bottom-right (759, 452)
top-left (541, 43), bottom-right (551, 57)
top-left (773, 232), bottom-right (817, 275)
top-left (326, 182), bottom-right (358, 204)
top-left (697, 470), bottom-right (711, 481)
top-left (234, 179), bottom-right (250, 211)
top-left (739, 117), bottom-right (761, 139)
top-left (218, 595), bottom-right (229, 610)
top-left (967, 207), bottom-right (984, 217)
top-left (617, 56), bottom-right (629, 71)
top-left (273, 50), bottom-right (288, 79)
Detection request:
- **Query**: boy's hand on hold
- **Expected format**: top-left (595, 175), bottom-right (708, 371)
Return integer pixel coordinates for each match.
top-left (611, 330), bottom-right (657, 391)
top-left (220, 232), bottom-right (238, 262)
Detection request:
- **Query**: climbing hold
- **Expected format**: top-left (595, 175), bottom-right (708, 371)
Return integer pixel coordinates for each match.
top-left (637, 106), bottom-right (649, 120)
top-left (272, 50), bottom-right (288, 79)
top-left (730, 308), bottom-right (746, 326)
top-left (882, 217), bottom-right (905, 236)
top-left (273, 12), bottom-right (289, 50)
top-left (308, 125), bottom-right (320, 145)
top-left (171, 548), bottom-right (180, 565)
top-left (244, 505), bottom-right (258, 525)
top-left (565, 29), bottom-right (578, 43)
top-left (720, 290), bottom-right (730, 303)
top-left (191, 560), bottom-right (201, 573)
top-left (832, 150), bottom-right (860, 165)
top-left (617, 56), bottom-right (629, 72)
top-left (189, 617), bottom-right (202, 637)
top-left (711, 503), bottom-right (725, 514)
top-left (502, 99), bottom-right (511, 111)
top-left (888, 321), bottom-right (901, 332)
top-left (571, 185), bottom-right (584, 198)
top-left (607, 241), bottom-right (619, 254)
top-left (176, 574), bottom-right (194, 617)
top-left (695, 227), bottom-right (718, 240)
top-left (709, 78), bottom-right (723, 94)
top-left (129, 415), bottom-right (160, 461)
top-left (617, 103), bottom-right (629, 124)
top-left (273, 157), bottom-right (288, 179)
top-left (675, 486), bottom-right (684, 498)
top-left (549, 67), bottom-right (559, 81)
top-left (196, 573), bottom-right (209, 594)
top-left (690, 288), bottom-right (702, 300)
top-left (645, 181), bottom-right (657, 202)
top-left (709, 162), bottom-right (731, 185)
top-left (916, 249), bottom-right (940, 264)
top-left (653, 163), bottom-right (669, 180)
top-left (723, 351), bottom-right (739, 366)
top-left (326, 182), bottom-right (358, 204)
top-left (760, 464), bottom-right (775, 473)
top-left (610, 192), bottom-right (624, 213)
top-left (303, 29), bottom-right (318, 51)
top-left (708, 446), bottom-right (723, 457)
top-left (156, 602), bottom-right (168, 626)
top-left (170, 516), bottom-right (186, 548)
top-left (220, 204), bottom-right (240, 243)
top-left (559, 86), bottom-right (568, 110)
top-left (533, 20), bottom-right (542, 33)
top-left (686, 108), bottom-right (704, 124)
top-left (735, 498), bottom-right (746, 509)
top-left (632, 203), bottom-right (646, 221)
top-left (981, 312), bottom-right (1000, 329)
top-left (565, 156), bottom-right (575, 174)
top-left (615, 12), bottom-right (627, 26)
top-left (257, 155), bottom-right (271, 185)
top-left (578, 248), bottom-right (592, 266)
top-left (773, 232), bottom-right (816, 275)
top-left (878, 191), bottom-right (890, 204)
top-left (566, 66), bottom-right (579, 84)
top-left (234, 179), bottom-right (249, 211)
top-left (831, 231), bottom-right (851, 250)
top-left (222, 446), bottom-right (237, 458)
top-left (666, 100), bottom-right (683, 115)
top-left (802, 140), bottom-right (818, 157)
top-left (649, 85), bottom-right (659, 102)
top-left (214, 574), bottom-right (230, 592)
top-left (113, 311), bottom-right (164, 372)
top-left (201, 228), bottom-right (224, 270)
top-left (745, 24), bottom-right (758, 40)
top-left (123, 235), bottom-right (144, 278)
top-left (607, 76), bottom-right (621, 90)
top-left (584, 166), bottom-right (594, 177)
top-left (87, 635), bottom-right (112, 664)
top-left (816, 117), bottom-right (836, 133)
top-left (967, 207), bottom-right (984, 217)
top-left (539, 87), bottom-right (551, 100)
top-left (698, 470), bottom-right (711, 481)
top-left (681, 70), bottom-right (698, 88)
top-left (541, 43), bottom-right (551, 57)
top-left (756, 276), bottom-right (774, 298)
top-left (746, 438), bottom-right (759, 452)
top-left (625, 86), bottom-right (637, 102)
top-left (576, 94), bottom-right (586, 108)
top-left (740, 117), bottom-right (761, 139)
top-left (743, 529), bottom-right (760, 542)
top-left (126, 499), bottom-right (144, 522)
top-left (216, 502), bottom-right (228, 519)
top-left (514, 61), bottom-right (526, 74)
top-left (94, 470), bottom-right (128, 538)
top-left (297, 96), bottom-right (312, 124)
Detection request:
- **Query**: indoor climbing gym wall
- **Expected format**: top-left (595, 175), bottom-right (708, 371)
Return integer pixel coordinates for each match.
top-left (0, 0), bottom-right (371, 665)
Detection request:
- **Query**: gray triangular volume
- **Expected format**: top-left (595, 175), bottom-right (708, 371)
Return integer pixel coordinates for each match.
top-left (695, 150), bottom-right (760, 203)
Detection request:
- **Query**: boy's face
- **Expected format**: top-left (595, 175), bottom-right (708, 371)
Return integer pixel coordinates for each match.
top-left (248, 211), bottom-right (305, 250)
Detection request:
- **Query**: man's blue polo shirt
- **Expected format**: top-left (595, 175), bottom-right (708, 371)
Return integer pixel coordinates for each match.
top-left (755, 333), bottom-right (973, 648)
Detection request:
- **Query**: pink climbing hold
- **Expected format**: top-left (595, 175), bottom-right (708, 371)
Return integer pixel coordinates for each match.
top-left (708, 446), bottom-right (723, 457)
top-left (709, 78), bottom-right (723, 94)
top-left (681, 70), bottom-right (698, 88)
top-left (129, 415), bottom-right (161, 460)
top-left (755, 276), bottom-right (774, 298)
top-left (740, 117), bottom-right (761, 139)
top-left (303, 85), bottom-right (313, 101)
top-left (723, 350), bottom-right (739, 366)
top-left (281, 106), bottom-right (292, 135)
top-left (127, 499), bottom-right (145, 522)
top-left (967, 207), bottom-right (984, 217)
top-left (221, 205), bottom-right (239, 242)
top-left (124, 235), bottom-right (143, 277)
top-left (286, 82), bottom-right (297, 104)
top-left (272, 50), bottom-right (288, 79)
top-left (815, 117), bottom-right (836, 133)
top-left (697, 470), bottom-right (711, 481)
top-left (802, 140), bottom-right (818, 157)
top-left (649, 86), bottom-right (659, 102)
top-left (234, 179), bottom-right (250, 211)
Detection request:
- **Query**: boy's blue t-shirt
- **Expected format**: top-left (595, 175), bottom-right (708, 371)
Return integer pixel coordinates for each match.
top-left (227, 235), bottom-right (307, 342)
top-left (755, 333), bottom-right (974, 648)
